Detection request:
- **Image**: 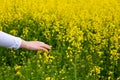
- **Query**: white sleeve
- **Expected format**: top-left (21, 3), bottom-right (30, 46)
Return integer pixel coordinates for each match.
top-left (0, 31), bottom-right (22, 49)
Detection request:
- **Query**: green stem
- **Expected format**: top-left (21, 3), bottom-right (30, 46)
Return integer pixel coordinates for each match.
top-left (74, 54), bottom-right (77, 80)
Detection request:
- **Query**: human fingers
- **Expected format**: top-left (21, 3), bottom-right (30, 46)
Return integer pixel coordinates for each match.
top-left (39, 42), bottom-right (52, 50)
top-left (39, 47), bottom-right (48, 52)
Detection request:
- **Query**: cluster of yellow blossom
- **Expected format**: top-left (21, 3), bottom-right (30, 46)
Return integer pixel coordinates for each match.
top-left (0, 0), bottom-right (120, 79)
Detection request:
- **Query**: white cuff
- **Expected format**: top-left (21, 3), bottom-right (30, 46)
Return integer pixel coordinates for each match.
top-left (0, 31), bottom-right (22, 49)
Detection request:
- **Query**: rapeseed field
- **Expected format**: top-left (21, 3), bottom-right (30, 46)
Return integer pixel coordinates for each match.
top-left (0, 0), bottom-right (120, 80)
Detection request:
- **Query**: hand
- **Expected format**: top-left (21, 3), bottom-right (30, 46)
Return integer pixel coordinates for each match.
top-left (20, 40), bottom-right (52, 52)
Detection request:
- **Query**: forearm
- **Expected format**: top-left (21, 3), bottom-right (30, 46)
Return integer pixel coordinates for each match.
top-left (0, 31), bottom-right (22, 49)
top-left (0, 31), bottom-right (52, 51)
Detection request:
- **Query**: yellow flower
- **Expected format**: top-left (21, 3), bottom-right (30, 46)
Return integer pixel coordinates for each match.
top-left (10, 29), bottom-right (18, 36)
top-left (117, 77), bottom-right (120, 80)
top-left (110, 50), bottom-right (119, 61)
top-left (95, 66), bottom-right (101, 74)
top-left (59, 69), bottom-right (65, 74)
top-left (98, 51), bottom-right (104, 56)
top-left (16, 70), bottom-right (22, 76)
top-left (45, 77), bottom-right (51, 80)
top-left (108, 76), bottom-right (111, 80)
top-left (89, 66), bottom-right (101, 76)
top-left (14, 64), bottom-right (21, 71)
top-left (108, 71), bottom-right (113, 75)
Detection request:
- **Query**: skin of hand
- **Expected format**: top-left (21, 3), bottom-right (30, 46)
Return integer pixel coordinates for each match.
top-left (20, 40), bottom-right (52, 52)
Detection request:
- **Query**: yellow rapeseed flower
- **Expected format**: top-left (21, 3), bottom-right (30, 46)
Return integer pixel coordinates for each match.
top-left (45, 77), bottom-right (51, 80)
top-left (16, 70), bottom-right (22, 77)
top-left (59, 69), bottom-right (65, 74)
top-left (14, 64), bottom-right (21, 71)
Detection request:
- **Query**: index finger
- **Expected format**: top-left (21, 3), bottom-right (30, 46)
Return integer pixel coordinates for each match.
top-left (40, 42), bottom-right (52, 49)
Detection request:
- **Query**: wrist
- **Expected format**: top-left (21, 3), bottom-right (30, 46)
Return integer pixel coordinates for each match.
top-left (20, 40), bottom-right (28, 49)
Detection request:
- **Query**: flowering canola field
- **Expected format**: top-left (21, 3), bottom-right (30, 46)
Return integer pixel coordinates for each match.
top-left (0, 0), bottom-right (120, 80)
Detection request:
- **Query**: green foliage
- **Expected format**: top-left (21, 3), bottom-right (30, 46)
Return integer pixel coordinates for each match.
top-left (0, 0), bottom-right (120, 80)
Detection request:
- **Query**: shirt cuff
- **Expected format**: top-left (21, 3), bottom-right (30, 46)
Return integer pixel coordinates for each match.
top-left (0, 31), bottom-right (22, 49)
top-left (14, 37), bottom-right (22, 49)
